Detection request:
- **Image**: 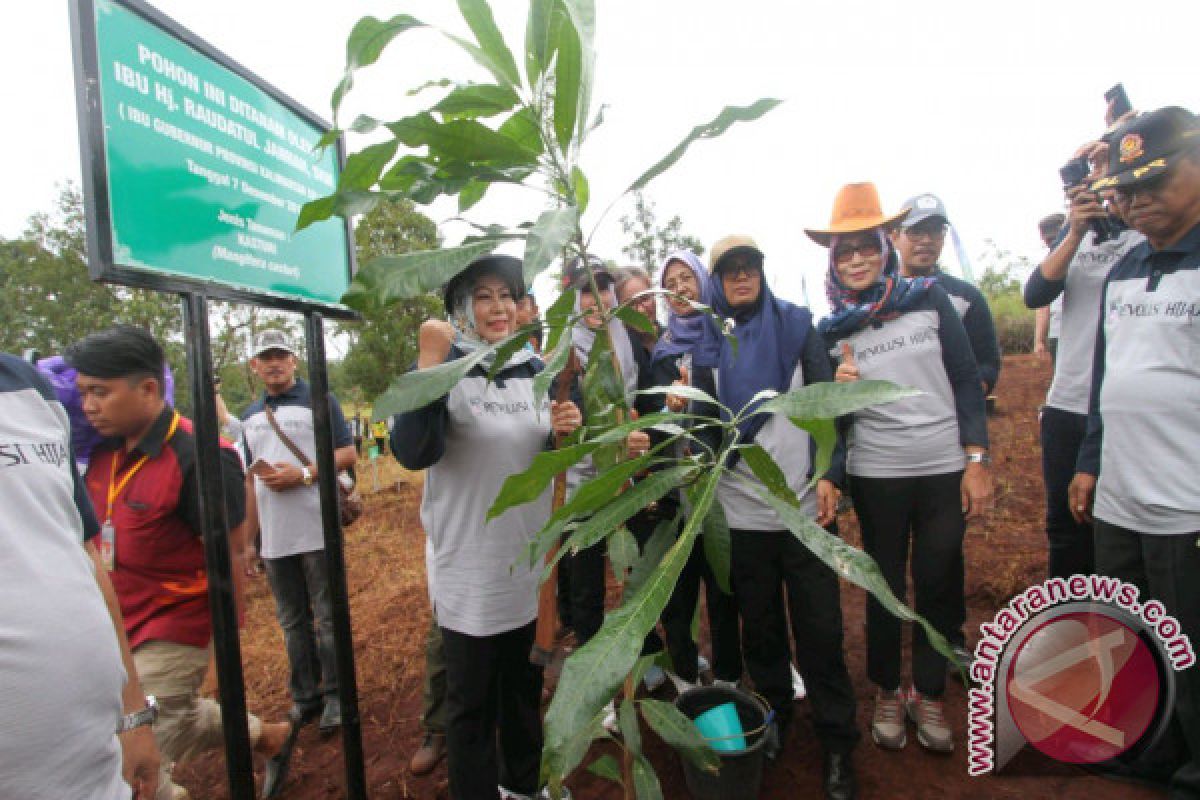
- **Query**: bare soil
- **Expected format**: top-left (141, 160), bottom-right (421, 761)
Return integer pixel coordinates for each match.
top-left (179, 354), bottom-right (1164, 799)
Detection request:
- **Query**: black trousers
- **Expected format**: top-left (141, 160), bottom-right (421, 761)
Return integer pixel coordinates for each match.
top-left (1096, 521), bottom-right (1200, 798)
top-left (441, 621), bottom-right (543, 799)
top-left (852, 471), bottom-right (965, 698)
top-left (568, 540), bottom-right (607, 646)
top-left (1040, 406), bottom-right (1095, 578)
top-left (730, 528), bottom-right (859, 755)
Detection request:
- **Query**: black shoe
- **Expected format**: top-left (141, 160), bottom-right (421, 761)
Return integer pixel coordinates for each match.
top-left (822, 752), bottom-right (856, 800)
top-left (262, 719), bottom-right (302, 799)
top-left (288, 701), bottom-right (323, 726)
top-left (319, 696), bottom-right (342, 736)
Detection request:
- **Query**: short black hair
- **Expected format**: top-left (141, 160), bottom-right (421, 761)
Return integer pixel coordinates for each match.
top-left (1038, 213), bottom-right (1066, 236)
top-left (65, 325), bottom-right (167, 396)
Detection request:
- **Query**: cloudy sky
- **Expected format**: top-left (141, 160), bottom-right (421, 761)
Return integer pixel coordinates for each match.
top-left (4, 0), bottom-right (1197, 315)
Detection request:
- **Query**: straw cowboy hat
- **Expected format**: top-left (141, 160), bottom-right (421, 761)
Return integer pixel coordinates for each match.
top-left (804, 182), bottom-right (911, 246)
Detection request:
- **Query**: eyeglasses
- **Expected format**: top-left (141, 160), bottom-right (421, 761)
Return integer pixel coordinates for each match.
top-left (832, 241), bottom-right (883, 264)
top-left (902, 223), bottom-right (948, 241)
top-left (1114, 170), bottom-right (1171, 202)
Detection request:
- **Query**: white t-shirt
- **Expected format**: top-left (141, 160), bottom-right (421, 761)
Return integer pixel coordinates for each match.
top-left (0, 355), bottom-right (129, 800)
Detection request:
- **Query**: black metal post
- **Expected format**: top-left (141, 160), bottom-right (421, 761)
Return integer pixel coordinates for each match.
top-left (181, 292), bottom-right (256, 799)
top-left (303, 310), bottom-right (368, 799)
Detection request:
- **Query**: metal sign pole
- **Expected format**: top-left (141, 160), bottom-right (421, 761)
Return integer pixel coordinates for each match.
top-left (181, 292), bottom-right (256, 799)
top-left (303, 310), bottom-right (367, 799)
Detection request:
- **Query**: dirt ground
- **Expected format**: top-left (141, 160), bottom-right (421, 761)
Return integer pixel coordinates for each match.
top-left (179, 354), bottom-right (1165, 799)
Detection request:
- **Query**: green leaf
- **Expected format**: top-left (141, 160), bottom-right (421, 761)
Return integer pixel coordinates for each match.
top-left (338, 139), bottom-right (399, 191)
top-left (754, 481), bottom-right (960, 667)
top-left (455, 0), bottom-right (521, 87)
top-left (523, 206), bottom-right (579, 286)
top-left (344, 241), bottom-right (499, 307)
top-left (541, 469), bottom-right (719, 787)
top-left (487, 324), bottom-right (542, 382)
top-left (371, 347), bottom-right (493, 420)
top-left (626, 98), bottom-right (783, 193)
top-left (632, 752), bottom-right (664, 800)
top-left (524, 0), bottom-right (555, 87)
top-left (634, 382), bottom-right (720, 410)
top-left (543, 288), bottom-right (576, 353)
top-left (543, 708), bottom-right (606, 794)
top-left (315, 128), bottom-right (342, 151)
top-left (489, 439), bottom-right (599, 521)
top-left (613, 304), bottom-right (655, 335)
top-left (497, 107), bottom-right (545, 155)
top-left (701, 498), bottom-right (731, 594)
top-left (406, 78), bottom-right (455, 97)
top-left (458, 180), bottom-right (489, 211)
top-left (333, 15), bottom-right (426, 121)
top-left (387, 113), bottom-right (540, 166)
top-left (552, 4), bottom-right (581, 155)
top-left (625, 517), bottom-right (679, 599)
top-left (608, 526), bottom-right (638, 583)
top-left (754, 379), bottom-right (920, 421)
top-left (586, 754), bottom-right (622, 785)
top-left (639, 698), bottom-right (720, 775)
top-left (561, 0), bottom-right (596, 142)
top-left (740, 443), bottom-right (796, 504)
top-left (433, 83), bottom-right (521, 119)
top-left (297, 189), bottom-right (393, 232)
top-left (570, 165), bottom-right (590, 214)
top-left (532, 325), bottom-right (572, 408)
top-left (620, 698), bottom-right (642, 755)
top-left (790, 416), bottom-right (837, 487)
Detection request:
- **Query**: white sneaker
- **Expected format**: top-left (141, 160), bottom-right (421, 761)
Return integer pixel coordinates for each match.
top-left (643, 664), bottom-right (667, 692)
top-left (791, 664), bottom-right (807, 700)
top-left (712, 678), bottom-right (739, 690)
top-left (667, 670), bottom-right (698, 695)
top-left (499, 788), bottom-right (573, 800)
top-left (601, 701), bottom-right (619, 735)
top-left (697, 655), bottom-right (711, 674)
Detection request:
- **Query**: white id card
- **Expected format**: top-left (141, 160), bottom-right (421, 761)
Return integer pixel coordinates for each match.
top-left (100, 520), bottom-right (115, 571)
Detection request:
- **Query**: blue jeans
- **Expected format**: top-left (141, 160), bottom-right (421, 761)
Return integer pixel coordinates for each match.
top-left (264, 550), bottom-right (337, 707)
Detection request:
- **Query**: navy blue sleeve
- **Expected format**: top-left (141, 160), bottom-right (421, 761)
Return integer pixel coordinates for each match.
top-left (800, 325), bottom-right (847, 487)
top-left (390, 353), bottom-right (458, 470)
top-left (1024, 267), bottom-right (1066, 309)
top-left (933, 288), bottom-right (989, 449)
top-left (1075, 285), bottom-right (1108, 475)
top-left (327, 393), bottom-right (353, 448)
top-left (71, 448), bottom-right (100, 541)
top-left (959, 284), bottom-right (1001, 394)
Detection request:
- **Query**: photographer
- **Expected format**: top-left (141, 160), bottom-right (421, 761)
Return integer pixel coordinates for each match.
top-left (1070, 105), bottom-right (1200, 798)
top-left (1023, 129), bottom-right (1142, 581)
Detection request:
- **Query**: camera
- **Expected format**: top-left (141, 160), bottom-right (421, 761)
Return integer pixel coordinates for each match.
top-left (1059, 156), bottom-right (1120, 245)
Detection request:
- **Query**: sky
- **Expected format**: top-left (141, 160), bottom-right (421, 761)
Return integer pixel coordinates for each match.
top-left (4, 0), bottom-right (1198, 319)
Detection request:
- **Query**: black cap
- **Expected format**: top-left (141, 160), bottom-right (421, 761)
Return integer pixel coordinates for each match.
top-left (1093, 106), bottom-right (1199, 191)
top-left (442, 255), bottom-right (526, 315)
top-left (560, 255), bottom-right (614, 292)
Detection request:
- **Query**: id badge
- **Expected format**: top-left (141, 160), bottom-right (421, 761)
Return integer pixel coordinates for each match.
top-left (100, 520), bottom-right (116, 571)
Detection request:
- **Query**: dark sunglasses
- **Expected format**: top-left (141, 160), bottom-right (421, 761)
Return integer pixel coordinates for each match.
top-left (833, 241), bottom-right (883, 264)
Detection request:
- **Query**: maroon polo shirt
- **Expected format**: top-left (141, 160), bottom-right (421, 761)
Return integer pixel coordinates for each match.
top-left (84, 407), bottom-right (246, 649)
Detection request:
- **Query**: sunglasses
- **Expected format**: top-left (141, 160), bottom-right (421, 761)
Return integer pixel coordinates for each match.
top-left (833, 241), bottom-right (883, 264)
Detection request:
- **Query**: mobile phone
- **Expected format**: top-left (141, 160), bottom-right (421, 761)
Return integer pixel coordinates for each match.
top-left (248, 458), bottom-right (277, 477)
top-left (1105, 83), bottom-right (1132, 121)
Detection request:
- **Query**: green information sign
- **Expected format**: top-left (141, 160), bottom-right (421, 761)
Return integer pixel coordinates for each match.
top-left (70, 0), bottom-right (354, 313)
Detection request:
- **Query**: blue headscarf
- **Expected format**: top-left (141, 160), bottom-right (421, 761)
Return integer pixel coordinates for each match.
top-left (817, 231), bottom-right (936, 338)
top-left (694, 256), bottom-right (812, 446)
top-left (651, 250), bottom-right (716, 364)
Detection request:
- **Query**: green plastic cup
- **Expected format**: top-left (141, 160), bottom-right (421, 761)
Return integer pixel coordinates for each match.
top-left (694, 701), bottom-right (746, 752)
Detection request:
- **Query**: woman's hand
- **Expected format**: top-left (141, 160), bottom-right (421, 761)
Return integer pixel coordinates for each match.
top-left (666, 364), bottom-right (690, 412)
top-left (1068, 472), bottom-right (1097, 524)
top-left (961, 459), bottom-right (994, 520)
top-left (835, 342), bottom-right (859, 383)
top-left (816, 479), bottom-right (840, 527)
top-left (417, 319), bottom-right (456, 369)
top-left (550, 400), bottom-right (582, 436)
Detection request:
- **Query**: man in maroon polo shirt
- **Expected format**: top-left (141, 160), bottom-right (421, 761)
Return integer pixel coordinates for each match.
top-left (68, 326), bottom-right (290, 800)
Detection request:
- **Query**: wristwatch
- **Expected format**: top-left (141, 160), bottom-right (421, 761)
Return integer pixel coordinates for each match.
top-left (966, 451), bottom-right (992, 466)
top-left (116, 696), bottom-right (159, 733)
top-left (301, 466), bottom-right (314, 486)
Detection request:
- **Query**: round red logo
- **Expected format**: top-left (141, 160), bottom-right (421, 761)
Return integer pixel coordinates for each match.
top-left (1005, 611), bottom-right (1160, 764)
